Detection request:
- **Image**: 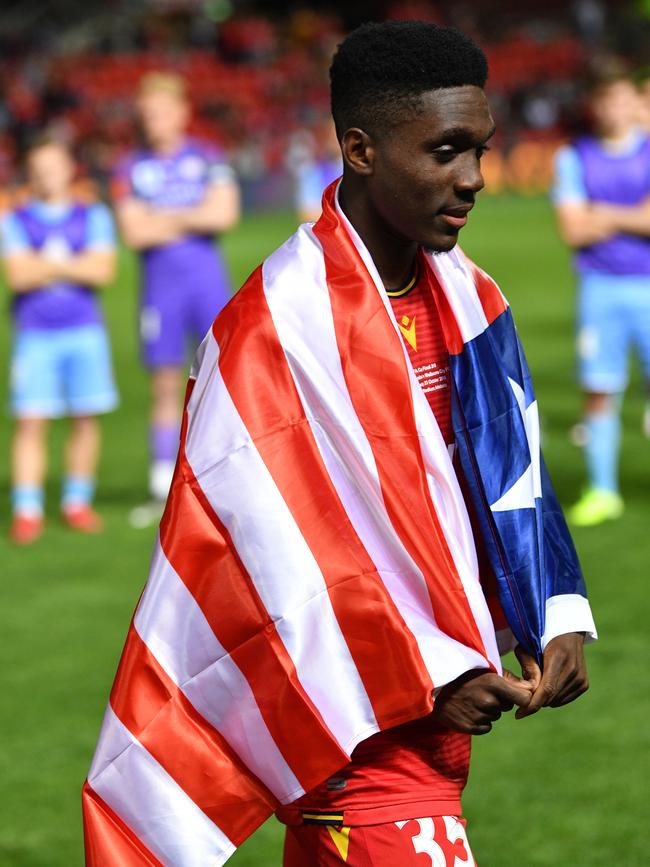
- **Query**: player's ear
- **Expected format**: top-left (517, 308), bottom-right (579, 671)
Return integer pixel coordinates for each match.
top-left (340, 128), bottom-right (375, 176)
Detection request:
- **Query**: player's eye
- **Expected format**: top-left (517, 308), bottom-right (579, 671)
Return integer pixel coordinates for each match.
top-left (432, 143), bottom-right (491, 163)
top-left (432, 147), bottom-right (457, 163)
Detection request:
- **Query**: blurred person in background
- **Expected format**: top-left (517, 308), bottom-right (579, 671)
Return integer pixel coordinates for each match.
top-left (112, 72), bottom-right (240, 526)
top-left (1, 137), bottom-right (118, 545)
top-left (294, 118), bottom-right (343, 223)
top-left (552, 69), bottom-right (650, 526)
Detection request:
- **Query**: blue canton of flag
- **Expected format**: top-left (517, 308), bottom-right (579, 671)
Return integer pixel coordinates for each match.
top-left (449, 307), bottom-right (586, 661)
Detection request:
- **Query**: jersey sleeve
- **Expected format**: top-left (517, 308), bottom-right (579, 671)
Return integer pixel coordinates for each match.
top-left (551, 145), bottom-right (588, 205)
top-left (203, 143), bottom-right (237, 187)
top-left (86, 202), bottom-right (117, 249)
top-left (0, 211), bottom-right (31, 256)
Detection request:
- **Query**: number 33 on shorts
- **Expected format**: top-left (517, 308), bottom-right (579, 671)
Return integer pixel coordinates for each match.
top-left (283, 815), bottom-right (477, 865)
top-left (395, 816), bottom-right (477, 866)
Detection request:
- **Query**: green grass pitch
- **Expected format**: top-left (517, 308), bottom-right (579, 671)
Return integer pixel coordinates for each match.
top-left (0, 196), bottom-right (648, 866)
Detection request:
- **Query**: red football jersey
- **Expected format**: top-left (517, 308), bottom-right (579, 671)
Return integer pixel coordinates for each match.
top-left (389, 263), bottom-right (453, 444)
top-left (276, 265), bottom-right (472, 829)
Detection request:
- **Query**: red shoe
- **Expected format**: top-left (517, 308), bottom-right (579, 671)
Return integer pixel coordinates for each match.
top-left (10, 513), bottom-right (44, 545)
top-left (62, 504), bottom-right (104, 534)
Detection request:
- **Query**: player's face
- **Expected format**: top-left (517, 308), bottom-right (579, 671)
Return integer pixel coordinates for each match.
top-left (364, 86), bottom-right (494, 253)
top-left (137, 91), bottom-right (190, 148)
top-left (591, 81), bottom-right (641, 137)
top-left (27, 145), bottom-right (75, 200)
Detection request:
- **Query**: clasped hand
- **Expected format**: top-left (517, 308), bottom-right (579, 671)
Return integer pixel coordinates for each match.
top-left (432, 632), bottom-right (588, 735)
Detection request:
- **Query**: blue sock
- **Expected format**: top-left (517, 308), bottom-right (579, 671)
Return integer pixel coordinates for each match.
top-left (584, 411), bottom-right (621, 493)
top-left (12, 485), bottom-right (44, 517)
top-left (61, 476), bottom-right (95, 510)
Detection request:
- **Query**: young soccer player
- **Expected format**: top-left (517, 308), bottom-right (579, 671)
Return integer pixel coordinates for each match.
top-left (112, 72), bottom-right (240, 521)
top-left (2, 137), bottom-right (118, 544)
top-left (85, 23), bottom-right (595, 866)
top-left (552, 71), bottom-right (650, 526)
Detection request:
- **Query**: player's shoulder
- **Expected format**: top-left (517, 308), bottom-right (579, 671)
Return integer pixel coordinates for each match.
top-left (566, 132), bottom-right (634, 159)
top-left (112, 146), bottom-right (154, 175)
top-left (2, 203), bottom-right (24, 222)
top-left (549, 138), bottom-right (587, 178)
top-left (183, 136), bottom-right (225, 161)
top-left (551, 141), bottom-right (586, 201)
top-left (439, 246), bottom-right (509, 329)
top-left (218, 224), bottom-right (316, 328)
top-left (184, 137), bottom-right (235, 185)
top-left (262, 223), bottom-right (324, 293)
top-left (456, 247), bottom-right (503, 291)
top-left (0, 205), bottom-right (24, 234)
top-left (3, 199), bottom-right (44, 225)
top-left (111, 147), bottom-right (158, 200)
top-left (4, 193), bottom-right (35, 217)
top-left (556, 139), bottom-right (581, 160)
top-left (0, 202), bottom-right (34, 253)
top-left (82, 199), bottom-right (115, 225)
top-left (628, 128), bottom-right (650, 153)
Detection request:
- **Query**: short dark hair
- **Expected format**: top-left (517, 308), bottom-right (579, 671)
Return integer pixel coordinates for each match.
top-left (584, 60), bottom-right (632, 96)
top-left (23, 132), bottom-right (71, 162)
top-left (330, 20), bottom-right (488, 138)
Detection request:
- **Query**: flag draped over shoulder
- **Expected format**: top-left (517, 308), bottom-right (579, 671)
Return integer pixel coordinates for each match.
top-left (434, 255), bottom-right (592, 660)
top-left (83, 182), bottom-right (594, 866)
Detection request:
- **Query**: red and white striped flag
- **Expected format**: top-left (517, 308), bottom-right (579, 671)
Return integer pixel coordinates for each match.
top-left (83, 184), bottom-right (509, 865)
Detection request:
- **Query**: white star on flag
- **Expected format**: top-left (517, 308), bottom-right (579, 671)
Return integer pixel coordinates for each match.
top-left (490, 377), bottom-right (542, 512)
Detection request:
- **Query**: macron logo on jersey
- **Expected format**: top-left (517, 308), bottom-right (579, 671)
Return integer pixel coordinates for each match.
top-left (398, 314), bottom-right (417, 351)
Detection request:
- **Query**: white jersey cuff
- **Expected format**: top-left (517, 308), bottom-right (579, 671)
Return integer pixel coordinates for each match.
top-left (541, 594), bottom-right (597, 651)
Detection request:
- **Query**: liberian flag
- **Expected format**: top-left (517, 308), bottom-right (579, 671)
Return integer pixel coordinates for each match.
top-left (83, 183), bottom-right (595, 866)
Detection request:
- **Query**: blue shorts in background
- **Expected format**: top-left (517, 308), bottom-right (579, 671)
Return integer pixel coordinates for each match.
top-left (577, 272), bottom-right (650, 393)
top-left (10, 323), bottom-right (119, 418)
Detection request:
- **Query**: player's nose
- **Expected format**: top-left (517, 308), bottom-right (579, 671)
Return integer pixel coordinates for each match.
top-left (454, 152), bottom-right (485, 195)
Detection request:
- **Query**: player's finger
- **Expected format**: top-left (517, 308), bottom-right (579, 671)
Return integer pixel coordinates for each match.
top-left (548, 690), bottom-right (585, 708)
top-left (490, 676), bottom-right (534, 710)
top-left (548, 672), bottom-right (585, 707)
top-left (537, 648), bottom-right (587, 710)
top-left (548, 678), bottom-right (589, 708)
top-left (515, 704), bottom-right (539, 720)
top-left (514, 694), bottom-right (545, 718)
top-left (445, 714), bottom-right (494, 735)
top-left (514, 645), bottom-right (542, 690)
top-left (470, 722), bottom-right (493, 736)
top-left (503, 667), bottom-right (536, 693)
top-left (475, 699), bottom-right (506, 721)
top-left (515, 672), bottom-right (558, 718)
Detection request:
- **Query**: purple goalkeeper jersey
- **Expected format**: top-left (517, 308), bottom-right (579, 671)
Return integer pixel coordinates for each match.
top-left (573, 133), bottom-right (650, 276)
top-left (5, 203), bottom-right (108, 331)
top-left (112, 137), bottom-right (234, 307)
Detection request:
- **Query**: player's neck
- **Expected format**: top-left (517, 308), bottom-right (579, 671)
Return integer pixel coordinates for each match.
top-left (338, 177), bottom-right (418, 292)
top-left (35, 191), bottom-right (71, 206)
top-left (599, 125), bottom-right (638, 150)
top-left (150, 133), bottom-right (185, 156)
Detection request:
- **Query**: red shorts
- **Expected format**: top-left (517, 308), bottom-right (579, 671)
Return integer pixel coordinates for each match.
top-left (283, 815), bottom-right (477, 866)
